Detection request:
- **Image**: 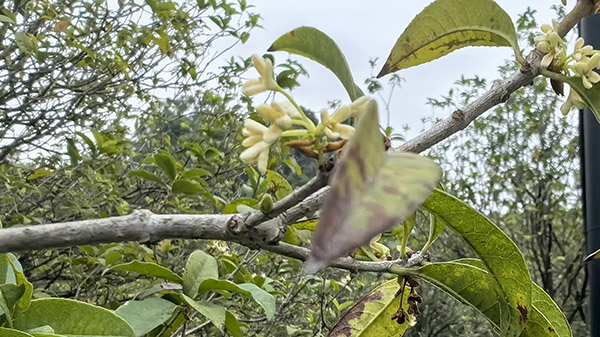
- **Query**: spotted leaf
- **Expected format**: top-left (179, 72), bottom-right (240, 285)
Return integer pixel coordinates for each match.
top-left (304, 100), bottom-right (442, 273)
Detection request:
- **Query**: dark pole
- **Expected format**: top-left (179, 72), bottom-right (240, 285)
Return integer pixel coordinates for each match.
top-left (580, 13), bottom-right (600, 337)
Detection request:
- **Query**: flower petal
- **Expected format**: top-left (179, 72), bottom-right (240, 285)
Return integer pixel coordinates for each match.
top-left (263, 125), bottom-right (283, 144)
top-left (244, 119), bottom-right (268, 134)
top-left (334, 124), bottom-right (355, 140)
top-left (240, 141), bottom-right (269, 164)
top-left (257, 147), bottom-right (269, 174)
top-left (243, 79), bottom-right (266, 96)
top-left (273, 100), bottom-right (300, 118)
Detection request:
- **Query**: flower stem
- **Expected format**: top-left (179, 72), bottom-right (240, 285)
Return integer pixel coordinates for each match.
top-left (281, 129), bottom-right (309, 138)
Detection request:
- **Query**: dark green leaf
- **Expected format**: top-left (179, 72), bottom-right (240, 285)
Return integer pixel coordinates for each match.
top-left (183, 250), bottom-right (218, 298)
top-left (154, 152), bottom-right (178, 182)
top-left (129, 170), bottom-right (166, 185)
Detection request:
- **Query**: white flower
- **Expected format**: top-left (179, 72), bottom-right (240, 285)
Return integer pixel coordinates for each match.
top-left (572, 37), bottom-right (595, 62)
top-left (535, 20), bottom-right (562, 68)
top-left (573, 53), bottom-right (600, 89)
top-left (242, 54), bottom-right (281, 96)
top-left (560, 87), bottom-right (587, 116)
top-left (320, 106), bottom-right (355, 140)
top-left (240, 140), bottom-right (270, 173)
top-left (256, 100), bottom-right (299, 130)
top-left (348, 96), bottom-right (370, 118)
top-left (240, 117), bottom-right (286, 174)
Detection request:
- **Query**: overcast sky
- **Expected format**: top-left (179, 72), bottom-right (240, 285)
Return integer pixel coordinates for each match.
top-left (226, 1), bottom-right (573, 140)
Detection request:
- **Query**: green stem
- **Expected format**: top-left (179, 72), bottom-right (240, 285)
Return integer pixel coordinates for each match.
top-left (278, 89), bottom-right (316, 131)
top-left (291, 119), bottom-right (312, 129)
top-left (359, 247), bottom-right (380, 262)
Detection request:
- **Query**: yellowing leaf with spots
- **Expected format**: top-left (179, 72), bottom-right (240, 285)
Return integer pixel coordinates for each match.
top-left (328, 279), bottom-right (411, 337)
top-left (304, 100), bottom-right (441, 273)
top-left (377, 0), bottom-right (519, 77)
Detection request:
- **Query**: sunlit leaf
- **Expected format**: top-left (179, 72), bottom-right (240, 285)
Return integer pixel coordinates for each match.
top-left (423, 190), bottom-right (532, 337)
top-left (265, 170), bottom-right (292, 200)
top-left (393, 259), bottom-right (571, 337)
top-left (13, 298), bottom-right (135, 337)
top-left (0, 328), bottom-right (34, 337)
top-left (268, 26), bottom-right (363, 100)
top-left (305, 100), bottom-right (441, 272)
top-left (377, 0), bottom-right (519, 77)
top-left (328, 278), bottom-right (410, 336)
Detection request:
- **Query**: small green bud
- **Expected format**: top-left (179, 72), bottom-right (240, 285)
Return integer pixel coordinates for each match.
top-left (259, 194), bottom-right (274, 214)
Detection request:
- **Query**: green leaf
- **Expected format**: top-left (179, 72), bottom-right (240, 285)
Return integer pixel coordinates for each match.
top-left (11, 260), bottom-right (32, 318)
top-left (377, 0), bottom-right (519, 77)
top-left (306, 100), bottom-right (442, 272)
top-left (181, 295), bottom-right (225, 328)
top-left (544, 72), bottom-right (600, 125)
top-left (328, 278), bottom-right (410, 336)
top-left (225, 310), bottom-right (245, 337)
top-left (0, 328), bottom-right (34, 337)
top-left (421, 214), bottom-right (445, 253)
top-left (0, 15), bottom-right (16, 24)
top-left (15, 32), bottom-right (37, 55)
top-left (268, 26), bottom-right (362, 101)
top-left (66, 138), bottom-right (80, 166)
top-left (153, 152), bottom-right (177, 182)
top-left (171, 179), bottom-right (211, 200)
top-left (236, 283), bottom-right (276, 320)
top-left (129, 170), bottom-right (165, 185)
top-left (13, 298), bottom-right (135, 337)
top-left (423, 190), bottom-right (532, 337)
top-left (116, 297), bottom-right (178, 336)
top-left (111, 261), bottom-right (183, 283)
top-left (394, 259), bottom-right (570, 337)
top-left (180, 168), bottom-right (212, 179)
top-left (195, 279), bottom-right (275, 319)
top-left (0, 254), bottom-right (9, 283)
top-left (265, 170), bottom-right (292, 200)
top-left (222, 199), bottom-right (258, 214)
top-left (182, 250), bottom-right (218, 298)
top-left (75, 132), bottom-right (96, 153)
top-left (26, 169), bottom-right (52, 181)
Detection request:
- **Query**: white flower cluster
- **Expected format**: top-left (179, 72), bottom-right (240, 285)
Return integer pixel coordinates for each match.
top-left (535, 23), bottom-right (600, 115)
top-left (240, 54), bottom-right (373, 174)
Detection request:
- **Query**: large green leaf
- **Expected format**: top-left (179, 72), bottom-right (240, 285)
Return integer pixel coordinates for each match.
top-left (543, 72), bottom-right (600, 125)
top-left (171, 179), bottom-right (209, 196)
top-left (265, 170), bottom-right (292, 200)
top-left (182, 250), bottom-right (218, 298)
top-left (377, 0), bottom-right (519, 77)
top-left (328, 278), bottom-right (410, 336)
top-left (116, 297), bottom-right (178, 336)
top-left (268, 26), bottom-right (362, 101)
top-left (423, 191), bottom-right (532, 337)
top-left (237, 283), bottom-right (276, 321)
top-left (13, 298), bottom-right (135, 337)
top-left (153, 152), bottom-right (177, 182)
top-left (111, 261), bottom-right (183, 283)
top-left (393, 259), bottom-right (570, 337)
top-left (0, 328), bottom-right (34, 337)
top-left (305, 100), bottom-right (441, 272)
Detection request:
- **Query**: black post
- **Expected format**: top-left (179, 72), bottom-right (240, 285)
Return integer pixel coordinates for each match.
top-left (580, 13), bottom-right (600, 337)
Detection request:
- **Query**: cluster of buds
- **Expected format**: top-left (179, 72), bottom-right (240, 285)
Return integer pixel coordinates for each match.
top-left (240, 53), bottom-right (373, 174)
top-left (240, 101), bottom-right (299, 173)
top-left (535, 23), bottom-right (600, 115)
